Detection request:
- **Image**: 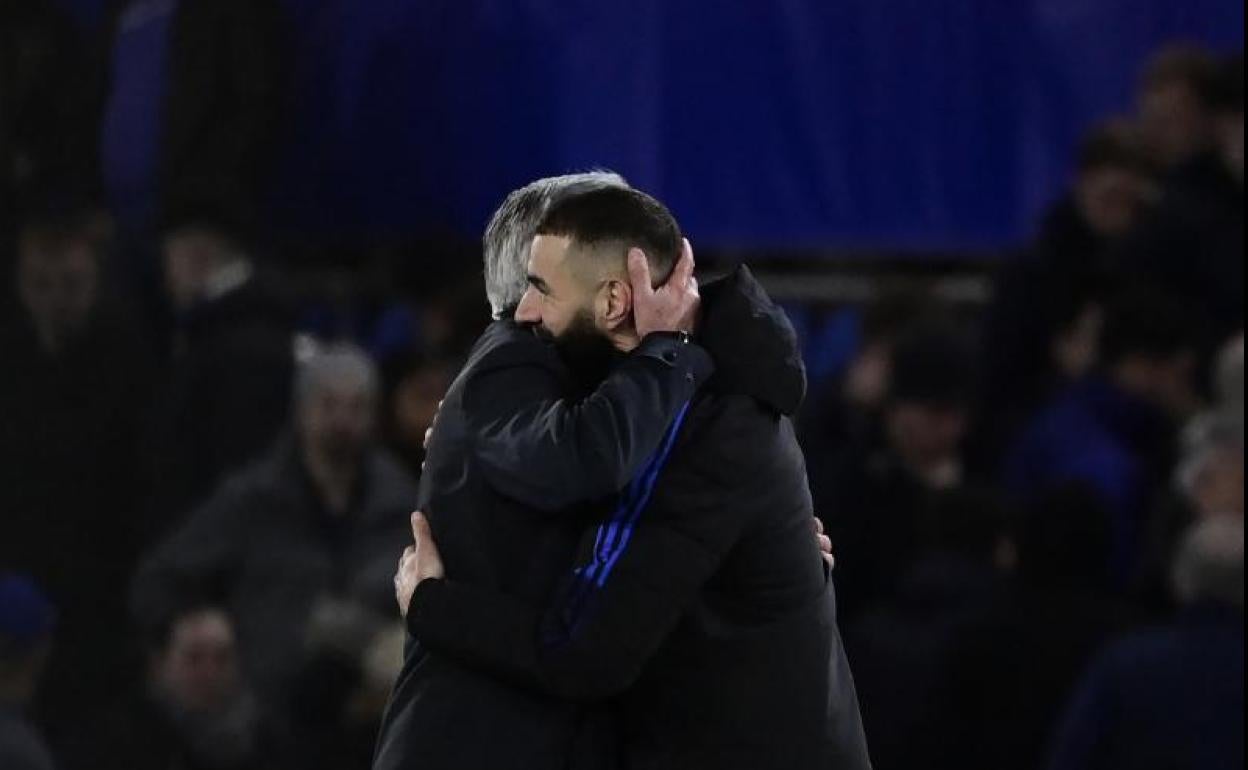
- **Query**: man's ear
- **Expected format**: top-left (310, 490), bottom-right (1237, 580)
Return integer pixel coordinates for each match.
top-left (597, 278), bottom-right (633, 331)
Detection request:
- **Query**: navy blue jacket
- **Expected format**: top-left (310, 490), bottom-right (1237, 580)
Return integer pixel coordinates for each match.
top-left (1048, 603), bottom-right (1244, 770)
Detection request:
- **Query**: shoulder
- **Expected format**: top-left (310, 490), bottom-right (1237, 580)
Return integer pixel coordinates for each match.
top-left (459, 322), bottom-right (570, 408)
top-left (676, 393), bottom-right (801, 486)
top-left (459, 322), bottom-right (563, 379)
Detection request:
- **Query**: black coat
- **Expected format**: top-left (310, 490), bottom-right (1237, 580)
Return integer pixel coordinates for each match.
top-left (372, 319), bottom-right (713, 770)
top-left (143, 275), bottom-right (295, 535)
top-left (407, 267), bottom-right (872, 770)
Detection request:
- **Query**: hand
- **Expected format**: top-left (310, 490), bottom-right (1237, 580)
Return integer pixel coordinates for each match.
top-left (628, 238), bottom-right (700, 338)
top-left (814, 516), bottom-right (834, 570)
top-left (394, 511), bottom-right (445, 618)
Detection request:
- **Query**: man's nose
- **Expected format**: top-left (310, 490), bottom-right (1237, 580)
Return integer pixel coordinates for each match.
top-left (515, 287), bottom-right (540, 323)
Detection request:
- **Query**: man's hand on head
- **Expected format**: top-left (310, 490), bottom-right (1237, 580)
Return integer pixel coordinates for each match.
top-left (394, 511), bottom-right (445, 618)
top-left (629, 238), bottom-right (700, 339)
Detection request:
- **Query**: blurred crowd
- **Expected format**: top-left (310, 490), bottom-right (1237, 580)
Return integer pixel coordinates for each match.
top-left (0, 2), bottom-right (1243, 769)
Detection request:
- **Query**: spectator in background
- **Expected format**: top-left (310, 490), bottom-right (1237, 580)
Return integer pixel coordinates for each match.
top-left (1139, 414), bottom-right (1243, 611)
top-left (381, 351), bottom-right (458, 478)
top-left (950, 485), bottom-right (1135, 770)
top-left (1005, 290), bottom-right (1199, 586)
top-left (284, 602), bottom-right (404, 770)
top-left (799, 290), bottom-right (934, 455)
top-left (1047, 515), bottom-right (1244, 770)
top-left (1122, 52), bottom-right (1243, 355)
top-left (977, 120), bottom-right (1155, 471)
top-left (845, 489), bottom-right (1015, 770)
top-left (143, 202), bottom-right (295, 538)
top-left (66, 604), bottom-right (284, 770)
top-left (131, 344), bottom-right (416, 711)
top-left (98, 0), bottom-right (284, 236)
top-left (819, 321), bottom-right (978, 623)
top-left (0, 192), bottom-right (153, 740)
top-left (1136, 46), bottom-right (1221, 173)
top-left (0, 575), bottom-right (56, 770)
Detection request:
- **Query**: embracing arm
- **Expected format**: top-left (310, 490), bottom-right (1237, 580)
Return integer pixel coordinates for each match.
top-left (401, 399), bottom-right (817, 701)
top-left (467, 243), bottom-right (713, 510)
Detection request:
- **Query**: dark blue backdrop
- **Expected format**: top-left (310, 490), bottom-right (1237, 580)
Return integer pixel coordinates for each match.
top-left (61, 0), bottom-right (1245, 251)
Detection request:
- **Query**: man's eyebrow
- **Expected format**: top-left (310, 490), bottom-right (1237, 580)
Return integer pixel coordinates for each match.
top-left (527, 273), bottom-right (550, 293)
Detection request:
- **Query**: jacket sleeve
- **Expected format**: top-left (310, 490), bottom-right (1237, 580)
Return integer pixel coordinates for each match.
top-left (408, 397), bottom-right (795, 701)
top-left (466, 332), bottom-right (714, 511)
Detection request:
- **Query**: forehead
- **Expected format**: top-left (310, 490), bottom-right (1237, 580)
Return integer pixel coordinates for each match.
top-left (529, 234), bottom-right (574, 273)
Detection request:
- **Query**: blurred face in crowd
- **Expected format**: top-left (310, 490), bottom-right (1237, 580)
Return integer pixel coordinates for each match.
top-left (17, 229), bottom-right (100, 353)
top-left (299, 375), bottom-right (378, 469)
top-left (1139, 80), bottom-right (1212, 169)
top-left (1190, 444), bottom-right (1245, 519)
top-left (886, 401), bottom-right (967, 482)
top-left (162, 226), bottom-right (237, 313)
top-left (516, 234), bottom-right (628, 366)
top-left (1051, 303), bottom-right (1104, 381)
top-left (153, 609), bottom-right (240, 714)
top-left (1074, 166), bottom-right (1150, 238)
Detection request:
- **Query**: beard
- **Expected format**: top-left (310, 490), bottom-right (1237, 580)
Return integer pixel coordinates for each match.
top-left (535, 308), bottom-right (621, 392)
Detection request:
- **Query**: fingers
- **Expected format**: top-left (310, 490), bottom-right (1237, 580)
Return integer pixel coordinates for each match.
top-left (823, 552), bottom-right (836, 570)
top-left (817, 534), bottom-right (833, 555)
top-left (627, 248), bottom-right (654, 295)
top-left (670, 238), bottom-right (695, 287)
top-left (424, 426), bottom-right (434, 449)
top-left (411, 510), bottom-right (430, 542)
top-left (812, 517), bottom-right (824, 535)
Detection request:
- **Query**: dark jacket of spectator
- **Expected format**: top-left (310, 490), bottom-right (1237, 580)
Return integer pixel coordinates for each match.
top-left (402, 267), bottom-right (871, 770)
top-left (0, 706), bottom-right (55, 770)
top-left (130, 435), bottom-right (416, 702)
top-left (99, 0), bottom-right (284, 232)
top-left (374, 319), bottom-right (714, 770)
top-left (817, 430), bottom-right (935, 623)
top-left (846, 554), bottom-right (1006, 770)
top-left (1119, 152), bottom-right (1244, 350)
top-left (947, 486), bottom-right (1136, 770)
top-left (978, 201), bottom-right (1115, 461)
top-left (1005, 375), bottom-right (1173, 583)
top-left (64, 688), bottom-right (287, 770)
top-left (1047, 602), bottom-right (1244, 770)
top-left (0, 298), bottom-right (154, 732)
top-left (143, 272), bottom-right (295, 536)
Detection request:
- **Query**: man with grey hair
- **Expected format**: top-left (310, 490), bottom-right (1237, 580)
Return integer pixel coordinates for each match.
top-left (1048, 515), bottom-right (1244, 770)
top-left (132, 342), bottom-right (418, 710)
top-left (482, 170), bottom-right (628, 319)
top-left (371, 173), bottom-right (723, 770)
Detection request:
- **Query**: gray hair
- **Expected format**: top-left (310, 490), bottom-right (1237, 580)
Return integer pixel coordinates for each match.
top-left (482, 171), bottom-right (628, 319)
top-left (1171, 515), bottom-right (1244, 609)
top-left (293, 340), bottom-right (379, 407)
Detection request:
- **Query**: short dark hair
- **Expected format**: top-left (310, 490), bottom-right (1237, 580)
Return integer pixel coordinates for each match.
top-left (888, 321), bottom-right (978, 408)
top-left (1142, 45), bottom-right (1221, 107)
top-left (536, 186), bottom-right (682, 285)
top-left (1100, 289), bottom-right (1198, 366)
top-left (1077, 119), bottom-right (1154, 176)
